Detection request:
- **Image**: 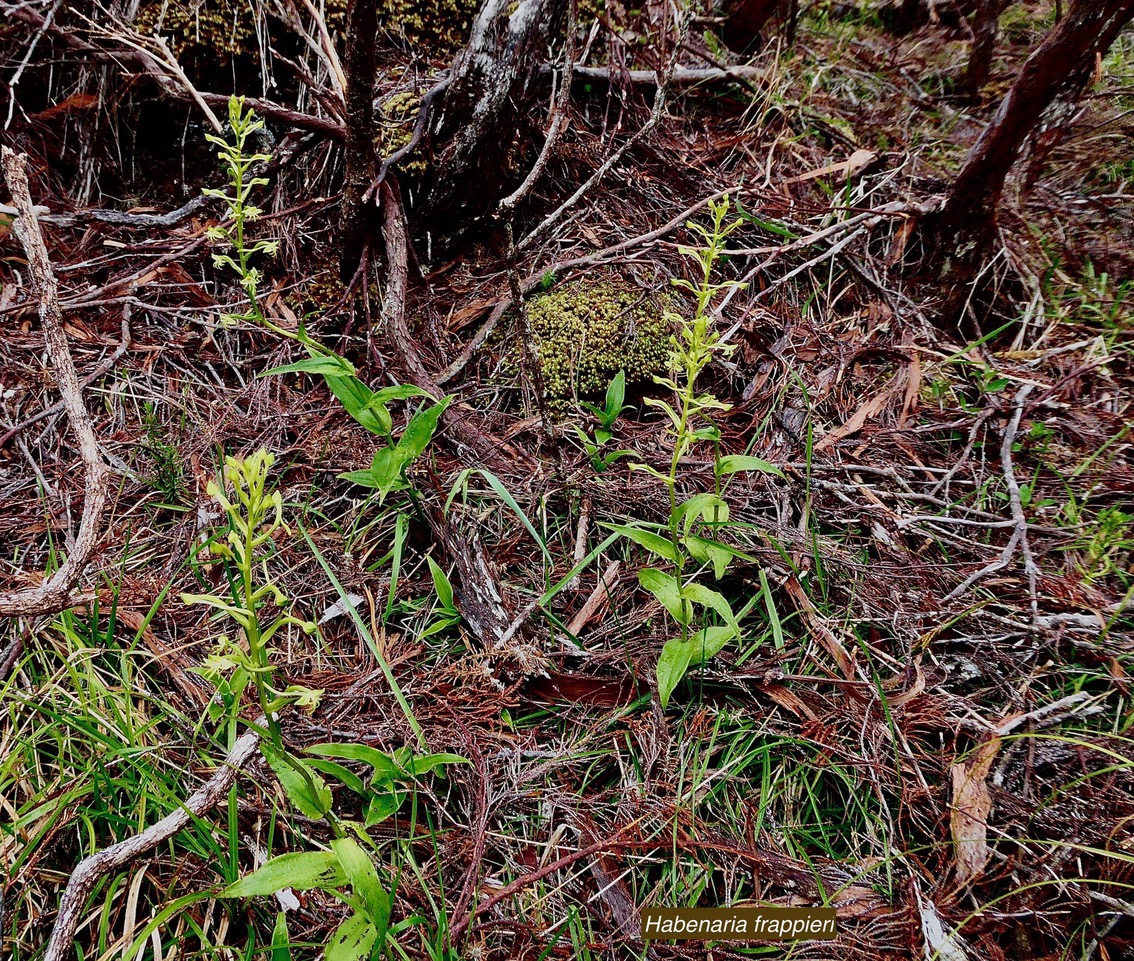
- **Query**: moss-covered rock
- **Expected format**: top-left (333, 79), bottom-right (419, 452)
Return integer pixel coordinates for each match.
top-left (526, 279), bottom-right (672, 399)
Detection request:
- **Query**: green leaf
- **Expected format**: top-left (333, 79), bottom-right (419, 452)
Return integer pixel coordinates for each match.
top-left (639, 568), bottom-right (689, 625)
top-left (369, 446), bottom-right (407, 495)
top-left (656, 638), bottom-right (697, 709)
top-left (684, 534), bottom-right (736, 580)
top-left (759, 569), bottom-right (785, 651)
top-left (406, 752), bottom-right (468, 776)
top-left (419, 615), bottom-right (460, 639)
top-left (681, 582), bottom-right (741, 638)
top-left (326, 375), bottom-right (385, 435)
top-left (305, 743), bottom-right (406, 782)
top-left (262, 354), bottom-right (356, 378)
top-left (477, 469), bottom-right (552, 566)
top-left (305, 758), bottom-right (367, 795)
top-left (426, 556), bottom-right (455, 611)
top-left (718, 454), bottom-right (783, 478)
top-left (370, 384), bottom-right (433, 405)
top-left (385, 511), bottom-right (410, 622)
top-left (599, 449), bottom-right (634, 470)
top-left (686, 625), bottom-right (735, 665)
top-left (628, 461), bottom-right (673, 485)
top-left (271, 911), bottom-right (291, 961)
top-left (395, 398), bottom-right (452, 465)
top-left (363, 398), bottom-right (393, 436)
top-left (602, 523), bottom-right (679, 563)
top-left (364, 790), bottom-right (406, 826)
top-left (656, 627), bottom-right (735, 708)
top-left (643, 396), bottom-right (682, 431)
top-left (326, 912), bottom-right (378, 961)
top-left (223, 851), bottom-right (344, 897)
top-left (261, 742), bottom-right (333, 819)
top-left (339, 469), bottom-right (379, 488)
top-left (331, 838), bottom-right (386, 921)
top-left (676, 493), bottom-right (729, 536)
top-left (605, 370), bottom-right (626, 423)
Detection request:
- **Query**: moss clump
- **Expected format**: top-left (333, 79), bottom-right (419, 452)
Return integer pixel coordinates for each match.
top-left (375, 91), bottom-right (426, 172)
top-left (526, 280), bottom-right (672, 399)
top-left (367, 0), bottom-right (478, 49)
top-left (136, 0), bottom-right (478, 63)
top-left (136, 0), bottom-right (255, 59)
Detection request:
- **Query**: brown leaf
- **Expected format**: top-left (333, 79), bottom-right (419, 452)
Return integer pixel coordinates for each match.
top-left (783, 148), bottom-right (877, 184)
top-left (950, 736), bottom-right (1001, 884)
top-left (814, 379), bottom-right (901, 452)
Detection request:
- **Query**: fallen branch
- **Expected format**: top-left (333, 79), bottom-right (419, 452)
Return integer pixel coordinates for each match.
top-left (376, 183), bottom-right (529, 649)
top-left (942, 385), bottom-right (1037, 608)
top-left (0, 149), bottom-right (110, 619)
top-left (43, 723), bottom-right (263, 961)
top-left (377, 182), bottom-right (532, 471)
top-left (557, 63), bottom-right (769, 87)
top-left (0, 196), bottom-right (208, 229)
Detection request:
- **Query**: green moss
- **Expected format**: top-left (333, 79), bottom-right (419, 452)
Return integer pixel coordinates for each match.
top-left (525, 280), bottom-right (673, 399)
top-left (136, 0), bottom-right (478, 62)
top-left (136, 0), bottom-right (255, 58)
top-left (376, 91), bottom-right (426, 171)
top-left (365, 0), bottom-right (478, 49)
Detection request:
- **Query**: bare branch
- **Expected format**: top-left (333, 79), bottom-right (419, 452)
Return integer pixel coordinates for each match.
top-left (43, 724), bottom-right (263, 961)
top-left (0, 149), bottom-right (110, 619)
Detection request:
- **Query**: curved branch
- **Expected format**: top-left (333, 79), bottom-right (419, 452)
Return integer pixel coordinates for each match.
top-left (0, 149), bottom-right (110, 618)
top-left (43, 723), bottom-right (264, 961)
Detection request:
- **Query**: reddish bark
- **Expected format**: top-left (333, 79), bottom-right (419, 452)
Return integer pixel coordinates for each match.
top-left (926, 0), bottom-right (1134, 329)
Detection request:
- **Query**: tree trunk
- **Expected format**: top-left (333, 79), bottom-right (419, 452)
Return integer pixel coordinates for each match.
top-left (339, 0), bottom-right (378, 283)
top-left (926, 0), bottom-right (1134, 329)
top-left (962, 0), bottom-right (1011, 99)
top-left (418, 0), bottom-right (564, 249)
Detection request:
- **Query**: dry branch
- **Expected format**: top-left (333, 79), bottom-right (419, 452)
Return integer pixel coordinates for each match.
top-left (422, 0), bottom-right (566, 240)
top-left (43, 724), bottom-right (263, 961)
top-left (562, 63), bottom-right (769, 86)
top-left (376, 183), bottom-right (527, 649)
top-left (0, 149), bottom-right (110, 619)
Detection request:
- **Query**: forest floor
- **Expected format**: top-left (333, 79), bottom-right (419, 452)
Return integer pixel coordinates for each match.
top-left (2, 3), bottom-right (1134, 960)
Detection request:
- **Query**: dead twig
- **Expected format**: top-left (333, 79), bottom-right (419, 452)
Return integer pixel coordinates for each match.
top-left (43, 723), bottom-right (263, 961)
top-left (561, 63), bottom-right (768, 87)
top-left (498, 0), bottom-right (578, 216)
top-left (363, 76), bottom-right (452, 202)
top-left (377, 182), bottom-right (534, 471)
top-left (942, 385), bottom-right (1038, 610)
top-left (512, 7), bottom-right (688, 257)
top-left (0, 149), bottom-right (110, 619)
top-left (0, 301), bottom-right (132, 449)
